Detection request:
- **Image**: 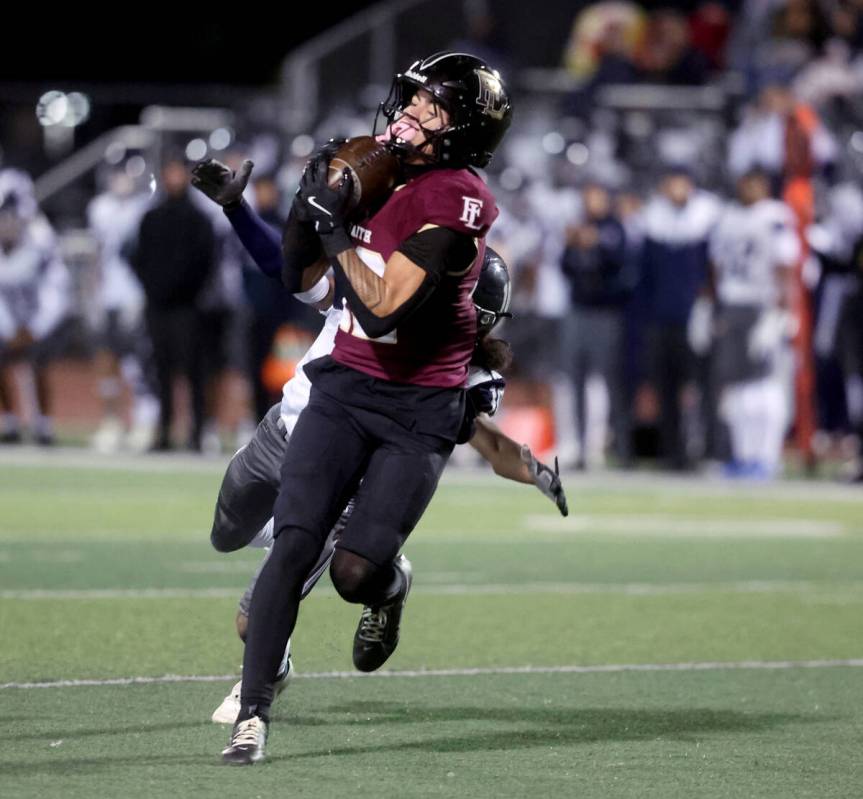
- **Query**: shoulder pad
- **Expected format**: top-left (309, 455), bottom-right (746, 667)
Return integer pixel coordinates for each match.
top-left (415, 169), bottom-right (498, 236)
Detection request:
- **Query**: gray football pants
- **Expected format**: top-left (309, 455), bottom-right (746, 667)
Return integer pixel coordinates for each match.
top-left (209, 402), bottom-right (348, 614)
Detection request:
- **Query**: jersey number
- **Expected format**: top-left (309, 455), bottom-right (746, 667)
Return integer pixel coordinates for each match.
top-left (339, 302), bottom-right (398, 345)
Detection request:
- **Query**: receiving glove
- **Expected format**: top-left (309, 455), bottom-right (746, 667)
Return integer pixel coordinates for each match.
top-left (520, 445), bottom-right (569, 517)
top-left (295, 152), bottom-right (353, 257)
top-left (190, 158), bottom-right (253, 208)
top-left (292, 139), bottom-right (348, 223)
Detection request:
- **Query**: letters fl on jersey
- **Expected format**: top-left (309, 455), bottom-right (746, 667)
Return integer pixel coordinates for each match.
top-left (333, 169), bottom-right (498, 388)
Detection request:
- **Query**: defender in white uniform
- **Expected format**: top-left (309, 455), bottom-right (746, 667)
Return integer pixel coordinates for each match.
top-left (86, 167), bottom-right (157, 452)
top-left (0, 174), bottom-right (70, 444)
top-left (707, 169), bottom-right (800, 477)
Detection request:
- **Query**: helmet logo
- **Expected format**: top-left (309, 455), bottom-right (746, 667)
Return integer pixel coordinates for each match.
top-left (459, 196), bottom-right (484, 230)
top-left (404, 69), bottom-right (428, 84)
top-left (474, 69), bottom-right (507, 120)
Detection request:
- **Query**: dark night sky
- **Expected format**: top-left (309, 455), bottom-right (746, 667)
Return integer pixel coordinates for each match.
top-left (5, 4), bottom-right (383, 85)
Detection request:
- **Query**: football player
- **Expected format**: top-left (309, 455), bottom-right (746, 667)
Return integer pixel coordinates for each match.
top-left (695, 169), bottom-right (800, 477)
top-left (206, 52), bottom-right (518, 764)
top-left (192, 149), bottom-right (566, 714)
top-left (86, 162), bottom-right (158, 453)
top-left (0, 176), bottom-right (71, 445)
top-left (198, 246), bottom-right (567, 725)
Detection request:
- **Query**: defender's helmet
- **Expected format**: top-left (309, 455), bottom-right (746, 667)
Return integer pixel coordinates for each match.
top-left (473, 246), bottom-right (512, 336)
top-left (376, 51), bottom-right (513, 169)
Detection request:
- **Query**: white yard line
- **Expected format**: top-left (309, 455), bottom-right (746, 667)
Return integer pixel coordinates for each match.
top-left (2, 580), bottom-right (862, 601)
top-left (524, 515), bottom-right (848, 538)
top-left (2, 447), bottom-right (862, 503)
top-left (3, 659), bottom-right (862, 691)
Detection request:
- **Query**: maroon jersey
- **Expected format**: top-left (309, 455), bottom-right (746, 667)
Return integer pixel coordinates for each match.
top-left (331, 168), bottom-right (498, 388)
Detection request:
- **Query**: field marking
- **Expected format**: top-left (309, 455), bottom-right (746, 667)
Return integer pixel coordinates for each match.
top-left (3, 580), bottom-right (863, 601)
top-left (3, 658), bottom-right (863, 691)
top-left (524, 515), bottom-right (847, 538)
top-left (3, 447), bottom-right (863, 504)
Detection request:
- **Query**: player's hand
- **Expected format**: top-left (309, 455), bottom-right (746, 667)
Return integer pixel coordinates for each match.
top-left (292, 139), bottom-right (349, 224)
top-left (521, 445), bottom-right (569, 517)
top-left (190, 158), bottom-right (253, 208)
top-left (687, 296), bottom-right (713, 355)
top-left (297, 153), bottom-right (353, 242)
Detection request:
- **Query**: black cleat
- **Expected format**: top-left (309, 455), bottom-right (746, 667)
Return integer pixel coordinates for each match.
top-left (352, 555), bottom-right (412, 672)
top-left (221, 715), bottom-right (267, 765)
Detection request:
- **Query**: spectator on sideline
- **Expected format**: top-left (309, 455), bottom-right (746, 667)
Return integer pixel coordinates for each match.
top-left (130, 157), bottom-right (216, 452)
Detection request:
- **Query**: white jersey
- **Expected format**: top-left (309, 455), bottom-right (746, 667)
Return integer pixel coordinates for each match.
top-left (0, 223), bottom-right (70, 341)
top-left (279, 306), bottom-right (342, 435)
top-left (523, 181), bottom-right (581, 318)
top-left (87, 190), bottom-right (151, 312)
top-left (709, 198), bottom-right (800, 308)
top-left (642, 190), bottom-right (721, 247)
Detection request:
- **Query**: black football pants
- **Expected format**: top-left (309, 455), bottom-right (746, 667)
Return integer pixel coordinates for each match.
top-left (239, 384), bottom-right (454, 715)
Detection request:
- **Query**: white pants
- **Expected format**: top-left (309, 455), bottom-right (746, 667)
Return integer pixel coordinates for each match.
top-left (720, 377), bottom-right (790, 475)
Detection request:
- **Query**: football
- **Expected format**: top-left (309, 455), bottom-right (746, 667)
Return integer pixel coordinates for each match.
top-left (327, 136), bottom-right (401, 218)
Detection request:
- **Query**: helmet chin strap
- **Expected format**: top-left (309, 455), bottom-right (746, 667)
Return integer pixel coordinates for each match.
top-left (375, 98), bottom-right (457, 167)
top-left (383, 127), bottom-right (449, 167)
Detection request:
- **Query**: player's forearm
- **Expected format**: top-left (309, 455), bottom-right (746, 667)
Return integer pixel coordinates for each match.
top-left (469, 417), bottom-right (533, 484)
top-left (332, 249), bottom-right (434, 338)
top-left (281, 206), bottom-right (326, 292)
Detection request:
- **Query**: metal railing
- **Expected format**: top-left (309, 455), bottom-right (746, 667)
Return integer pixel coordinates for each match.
top-left (34, 108), bottom-right (233, 205)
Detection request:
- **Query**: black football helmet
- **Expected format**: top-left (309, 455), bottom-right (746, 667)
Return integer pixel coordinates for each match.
top-left (473, 246), bottom-right (512, 336)
top-left (376, 51), bottom-right (513, 169)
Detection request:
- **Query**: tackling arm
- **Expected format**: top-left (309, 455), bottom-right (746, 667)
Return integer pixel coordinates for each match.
top-left (469, 415), bottom-right (569, 516)
top-left (469, 414), bottom-right (533, 483)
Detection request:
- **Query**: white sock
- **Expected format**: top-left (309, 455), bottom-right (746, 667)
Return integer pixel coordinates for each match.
top-left (740, 384), bottom-right (763, 465)
top-left (276, 638), bottom-right (292, 679)
top-left (247, 517), bottom-right (274, 549)
top-left (721, 384), bottom-right (747, 463)
top-left (757, 378), bottom-right (789, 474)
top-left (584, 373), bottom-right (609, 467)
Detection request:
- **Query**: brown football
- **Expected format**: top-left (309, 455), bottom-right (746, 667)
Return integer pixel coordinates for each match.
top-left (327, 136), bottom-right (401, 218)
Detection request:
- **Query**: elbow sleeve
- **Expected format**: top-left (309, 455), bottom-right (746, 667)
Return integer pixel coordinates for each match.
top-left (281, 208), bottom-right (324, 289)
top-left (334, 263), bottom-right (437, 338)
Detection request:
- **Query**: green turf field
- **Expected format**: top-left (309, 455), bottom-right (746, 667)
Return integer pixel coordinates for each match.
top-left (1, 451), bottom-right (861, 798)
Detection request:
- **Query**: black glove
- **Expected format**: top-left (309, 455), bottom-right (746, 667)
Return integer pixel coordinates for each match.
top-left (292, 138), bottom-right (348, 224)
top-left (190, 158), bottom-right (253, 208)
top-left (520, 445), bottom-right (569, 517)
top-left (296, 152), bottom-right (353, 257)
